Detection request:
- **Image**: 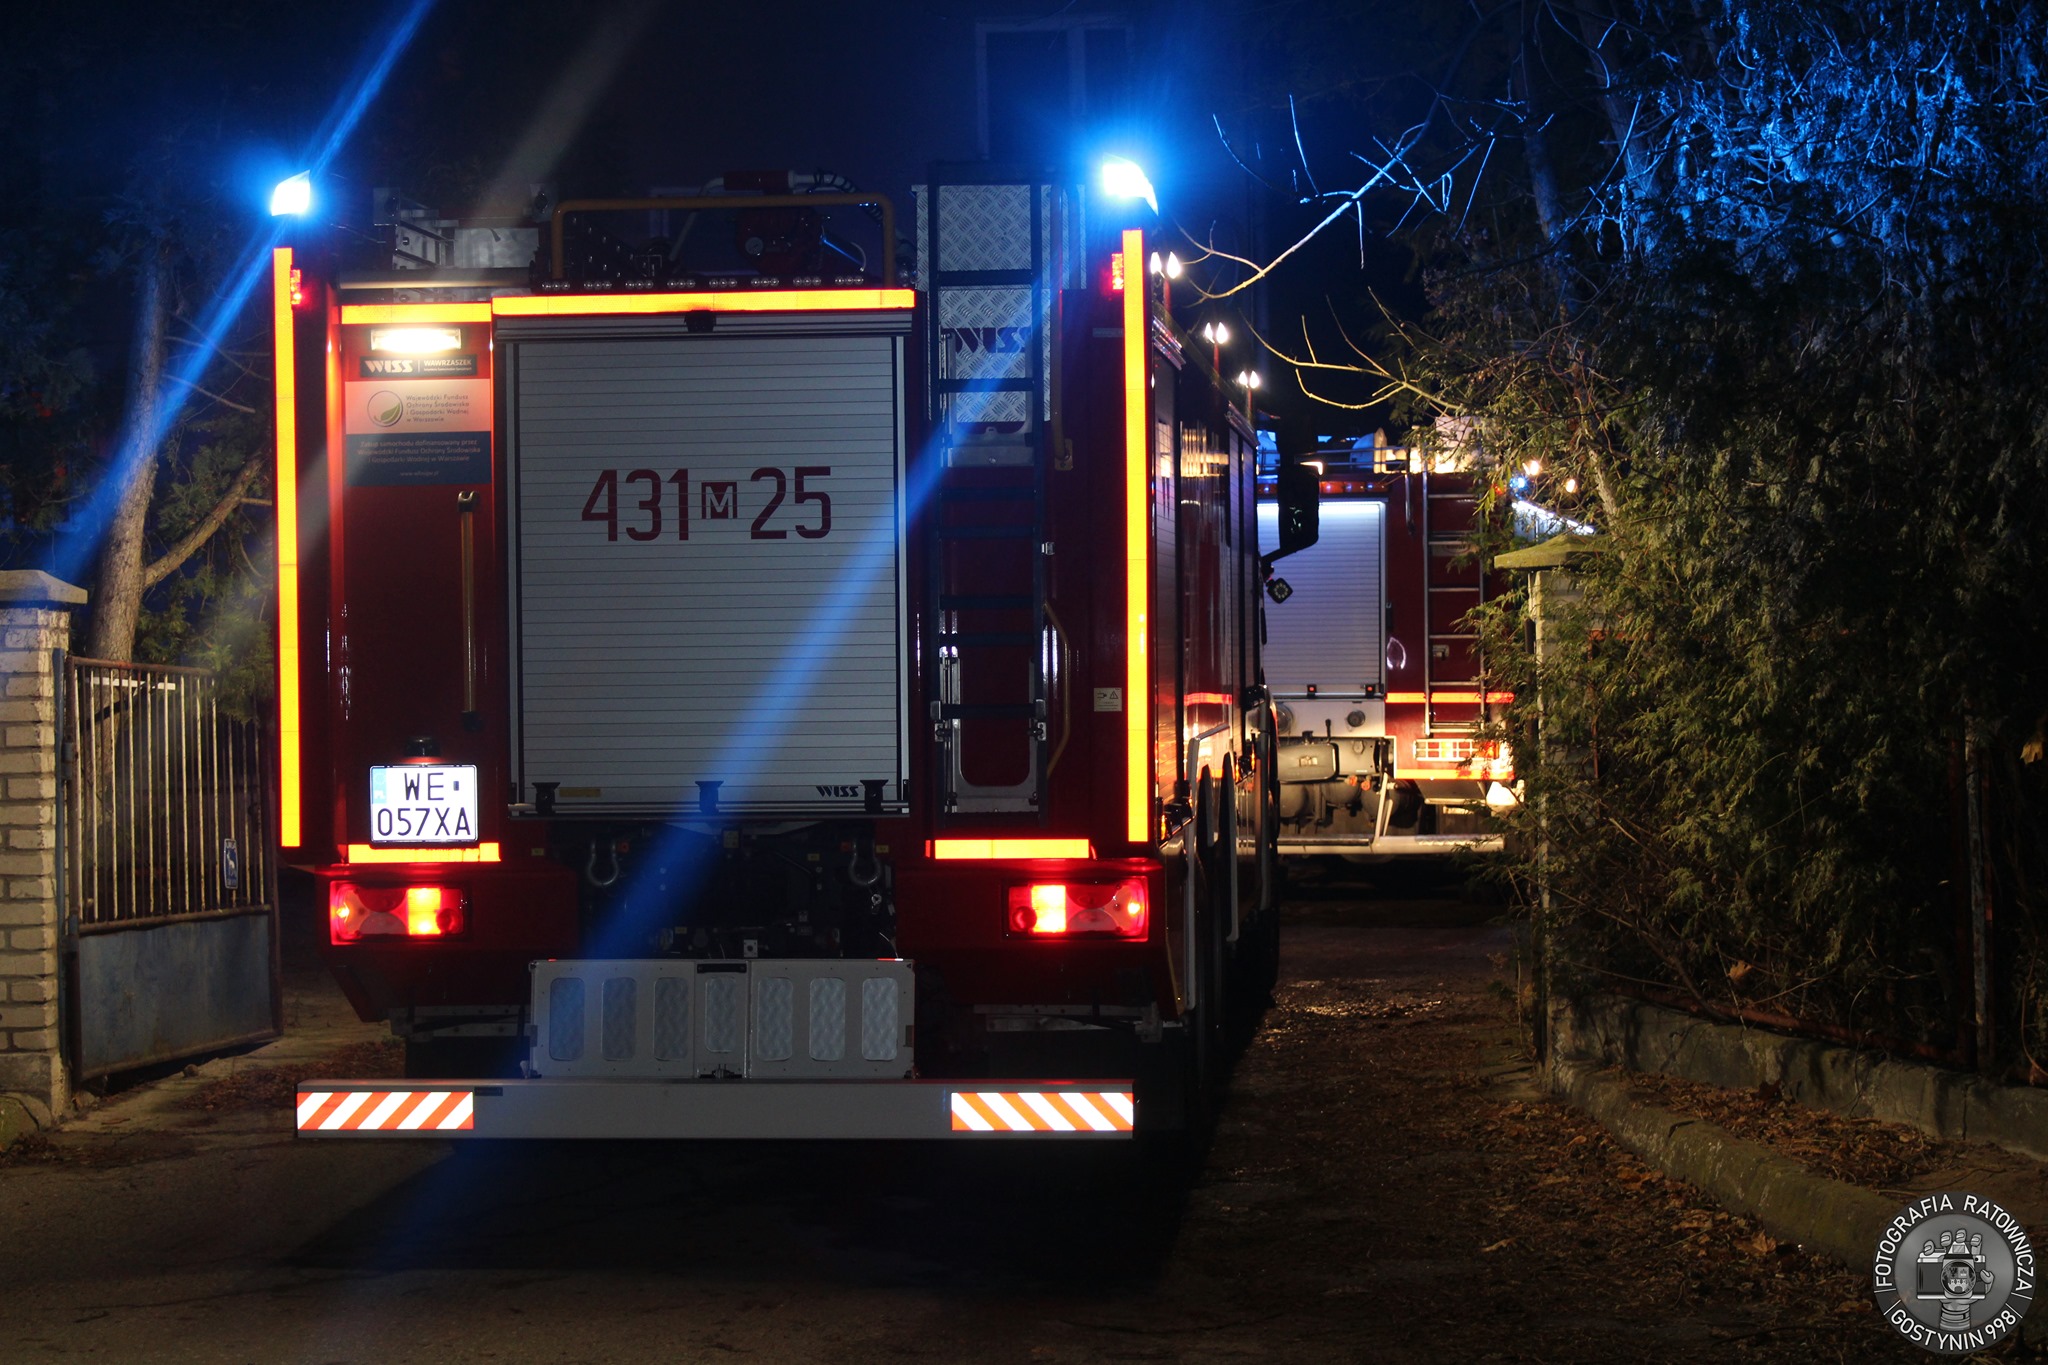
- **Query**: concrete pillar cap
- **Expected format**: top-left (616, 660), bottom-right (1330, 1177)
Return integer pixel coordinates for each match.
top-left (0, 571), bottom-right (87, 607)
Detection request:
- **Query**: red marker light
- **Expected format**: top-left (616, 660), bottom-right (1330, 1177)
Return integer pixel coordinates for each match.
top-left (1005, 879), bottom-right (1148, 939)
top-left (329, 882), bottom-right (467, 943)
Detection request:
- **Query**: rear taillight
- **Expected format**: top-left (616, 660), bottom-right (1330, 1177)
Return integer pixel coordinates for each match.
top-left (329, 883), bottom-right (467, 943)
top-left (1005, 878), bottom-right (1148, 939)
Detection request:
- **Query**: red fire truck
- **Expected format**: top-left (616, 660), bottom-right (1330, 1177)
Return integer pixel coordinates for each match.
top-left (273, 169), bottom-right (1314, 1140)
top-left (1256, 437), bottom-right (1514, 860)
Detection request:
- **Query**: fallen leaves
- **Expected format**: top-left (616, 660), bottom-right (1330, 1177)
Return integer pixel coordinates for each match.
top-left (176, 1039), bottom-right (404, 1113)
top-left (1622, 1069), bottom-right (1973, 1188)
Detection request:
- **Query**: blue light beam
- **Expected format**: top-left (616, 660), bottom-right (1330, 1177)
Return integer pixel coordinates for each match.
top-left (57, 0), bottom-right (437, 588)
top-left (579, 435), bottom-right (953, 960)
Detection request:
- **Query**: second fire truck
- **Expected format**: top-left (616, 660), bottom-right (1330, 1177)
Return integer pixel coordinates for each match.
top-left (1257, 436), bottom-right (1515, 860)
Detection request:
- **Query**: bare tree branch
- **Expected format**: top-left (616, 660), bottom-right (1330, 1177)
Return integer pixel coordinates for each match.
top-left (141, 449), bottom-right (265, 590)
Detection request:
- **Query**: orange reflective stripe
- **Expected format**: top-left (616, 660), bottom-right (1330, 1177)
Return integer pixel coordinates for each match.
top-left (296, 1088), bottom-right (478, 1133)
top-left (414, 1090), bottom-right (467, 1130)
top-left (299, 1092), bottom-right (347, 1130)
top-left (1047, 1092), bottom-right (1111, 1132)
top-left (949, 1090), bottom-right (1135, 1134)
top-left (956, 1092), bottom-right (1008, 1132)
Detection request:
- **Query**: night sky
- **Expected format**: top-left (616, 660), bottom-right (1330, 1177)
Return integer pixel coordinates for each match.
top-left (6, 1), bottom-right (1428, 438)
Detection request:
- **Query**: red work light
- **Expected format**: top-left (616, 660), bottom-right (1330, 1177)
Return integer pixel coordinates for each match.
top-left (329, 883), bottom-right (467, 943)
top-left (1005, 879), bottom-right (1148, 939)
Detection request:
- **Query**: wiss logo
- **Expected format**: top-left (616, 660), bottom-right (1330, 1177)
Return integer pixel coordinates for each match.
top-left (360, 358), bottom-right (418, 376)
top-left (815, 785), bottom-right (861, 798)
top-left (941, 325), bottom-right (1032, 355)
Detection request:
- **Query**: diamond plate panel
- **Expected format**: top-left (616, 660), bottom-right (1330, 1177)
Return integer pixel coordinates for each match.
top-left (860, 977), bottom-right (899, 1061)
top-left (935, 184), bottom-right (1032, 271)
top-left (601, 976), bottom-right (638, 1061)
top-left (754, 975), bottom-right (794, 1061)
top-left (702, 975), bottom-right (741, 1056)
top-left (808, 977), bottom-right (847, 1061)
top-left (547, 977), bottom-right (586, 1061)
top-left (917, 181), bottom-right (1058, 425)
top-left (653, 976), bottom-right (691, 1061)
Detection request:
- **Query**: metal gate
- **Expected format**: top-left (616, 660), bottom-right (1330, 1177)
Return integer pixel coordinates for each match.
top-left (61, 657), bottom-right (279, 1078)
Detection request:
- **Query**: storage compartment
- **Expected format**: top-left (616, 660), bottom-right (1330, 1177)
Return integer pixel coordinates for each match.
top-left (502, 309), bottom-right (911, 814)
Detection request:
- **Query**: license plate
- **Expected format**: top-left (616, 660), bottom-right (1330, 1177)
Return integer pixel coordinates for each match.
top-left (369, 764), bottom-right (480, 844)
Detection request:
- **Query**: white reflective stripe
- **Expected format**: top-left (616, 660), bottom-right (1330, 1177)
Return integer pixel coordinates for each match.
top-left (979, 1092), bottom-right (1034, 1132)
top-left (318, 1090), bottom-right (372, 1130)
top-left (1100, 1090), bottom-right (1135, 1125)
top-left (359, 1091), bottom-right (410, 1131)
top-left (397, 1091), bottom-right (451, 1130)
top-left (1019, 1092), bottom-right (1077, 1131)
top-left (296, 1091), bottom-right (332, 1128)
top-left (949, 1092), bottom-right (994, 1132)
top-left (436, 1093), bottom-right (474, 1130)
top-left (1060, 1092), bottom-right (1118, 1132)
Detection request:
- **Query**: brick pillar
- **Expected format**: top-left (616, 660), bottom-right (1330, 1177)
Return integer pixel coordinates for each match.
top-left (0, 570), bottom-right (85, 1128)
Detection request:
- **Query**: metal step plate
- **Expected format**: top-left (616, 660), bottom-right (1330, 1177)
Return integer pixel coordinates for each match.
top-left (528, 958), bottom-right (914, 1080)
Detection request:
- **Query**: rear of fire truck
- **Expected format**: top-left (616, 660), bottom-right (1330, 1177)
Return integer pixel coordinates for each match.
top-left (1256, 438), bottom-right (1514, 860)
top-left (276, 169), bottom-right (1302, 1141)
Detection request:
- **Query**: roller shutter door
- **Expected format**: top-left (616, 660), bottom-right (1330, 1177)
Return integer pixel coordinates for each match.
top-left (1257, 499), bottom-right (1385, 697)
top-left (505, 320), bottom-right (908, 814)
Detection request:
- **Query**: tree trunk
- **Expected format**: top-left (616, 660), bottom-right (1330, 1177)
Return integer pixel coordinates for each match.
top-left (86, 239), bottom-right (170, 662)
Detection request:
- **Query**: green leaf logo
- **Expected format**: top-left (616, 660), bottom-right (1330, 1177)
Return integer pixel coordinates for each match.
top-left (369, 391), bottom-right (406, 427)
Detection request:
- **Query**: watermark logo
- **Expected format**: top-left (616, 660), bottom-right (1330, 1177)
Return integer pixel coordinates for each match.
top-left (1873, 1192), bottom-right (2034, 1354)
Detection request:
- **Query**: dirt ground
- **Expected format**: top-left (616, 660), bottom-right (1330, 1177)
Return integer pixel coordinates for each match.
top-left (1166, 868), bottom-right (1922, 1363)
top-left (0, 865), bottom-right (1996, 1362)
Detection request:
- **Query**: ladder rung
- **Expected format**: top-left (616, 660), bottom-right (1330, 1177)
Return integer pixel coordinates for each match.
top-left (940, 594), bottom-right (1033, 609)
top-left (939, 486), bottom-right (1037, 502)
top-left (934, 269), bottom-right (1036, 287)
top-left (936, 378), bottom-right (1036, 394)
top-left (940, 631), bottom-right (1037, 646)
top-left (939, 703), bottom-right (1037, 719)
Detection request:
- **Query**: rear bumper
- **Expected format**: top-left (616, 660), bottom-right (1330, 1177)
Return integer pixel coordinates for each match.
top-left (295, 1078), bottom-right (1135, 1140)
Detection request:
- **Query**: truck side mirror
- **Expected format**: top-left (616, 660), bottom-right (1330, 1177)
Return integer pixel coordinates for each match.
top-left (1263, 457), bottom-right (1320, 569)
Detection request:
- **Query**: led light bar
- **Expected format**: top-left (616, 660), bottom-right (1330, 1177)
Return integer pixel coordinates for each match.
top-left (338, 303), bottom-right (492, 325)
top-left (271, 249), bottom-right (302, 848)
top-left (929, 838), bottom-right (1093, 861)
top-left (1122, 228), bottom-right (1150, 844)
top-left (345, 842), bottom-right (502, 864)
top-left (492, 288), bottom-right (914, 317)
top-left (368, 326), bottom-right (463, 354)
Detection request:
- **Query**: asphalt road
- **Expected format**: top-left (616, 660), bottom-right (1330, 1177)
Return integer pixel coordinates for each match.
top-left (0, 864), bottom-right (1908, 1363)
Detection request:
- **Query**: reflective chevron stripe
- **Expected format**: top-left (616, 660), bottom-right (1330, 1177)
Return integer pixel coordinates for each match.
top-left (296, 1089), bottom-right (474, 1132)
top-left (948, 1089), bottom-right (1134, 1133)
